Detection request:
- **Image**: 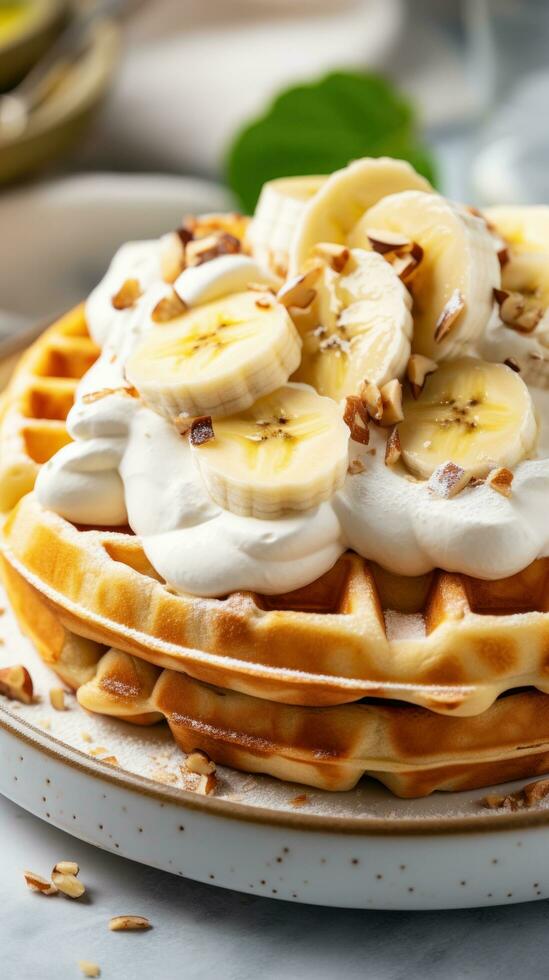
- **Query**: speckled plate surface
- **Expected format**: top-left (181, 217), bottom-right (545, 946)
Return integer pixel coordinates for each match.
top-left (2, 586), bottom-right (549, 909)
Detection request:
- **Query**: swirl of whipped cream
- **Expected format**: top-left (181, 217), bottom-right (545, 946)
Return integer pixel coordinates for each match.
top-left (36, 237), bottom-right (549, 595)
top-left (334, 407), bottom-right (549, 579)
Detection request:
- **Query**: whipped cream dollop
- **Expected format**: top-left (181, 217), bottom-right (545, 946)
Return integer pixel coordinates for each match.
top-left (36, 238), bottom-right (549, 595)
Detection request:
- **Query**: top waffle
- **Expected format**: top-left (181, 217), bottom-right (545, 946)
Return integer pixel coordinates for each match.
top-left (1, 306), bottom-right (549, 715)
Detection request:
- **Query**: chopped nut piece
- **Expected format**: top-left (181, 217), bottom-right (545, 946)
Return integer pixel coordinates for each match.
top-left (343, 396), bottom-right (369, 445)
top-left (385, 428), bottom-right (402, 466)
top-left (504, 357), bottom-right (520, 372)
top-left (482, 777), bottom-right (549, 811)
top-left (255, 297), bottom-right (273, 310)
top-left (78, 961), bottom-right (100, 978)
top-left (175, 224), bottom-right (194, 248)
top-left (434, 289), bottom-right (466, 343)
top-left (49, 687), bottom-right (65, 711)
top-left (488, 466), bottom-right (513, 497)
top-left (109, 915), bottom-right (151, 932)
top-left (160, 232), bottom-right (186, 283)
top-left (0, 664), bottom-right (33, 704)
top-left (494, 287), bottom-right (544, 333)
top-left (186, 749), bottom-right (216, 776)
top-left (277, 267), bottom-right (321, 309)
top-left (185, 232), bottom-right (241, 267)
top-left (112, 278), bottom-right (142, 310)
top-left (407, 354), bottom-right (438, 398)
top-left (82, 386), bottom-right (137, 404)
top-left (366, 231), bottom-right (423, 283)
top-left (366, 229), bottom-right (412, 254)
top-left (196, 771), bottom-right (217, 796)
top-left (151, 291), bottom-right (187, 323)
top-left (427, 461), bottom-right (471, 498)
top-left (52, 870), bottom-right (85, 898)
top-left (497, 245), bottom-right (510, 268)
top-left (380, 379), bottom-right (404, 426)
top-left (359, 381), bottom-right (383, 421)
top-left (348, 458), bottom-right (365, 475)
top-left (24, 871), bottom-right (58, 895)
top-left (390, 242), bottom-right (424, 285)
top-left (53, 861), bottom-right (79, 876)
top-left (247, 281), bottom-right (276, 294)
top-left (190, 415), bottom-right (214, 447)
top-left (312, 242), bottom-right (350, 272)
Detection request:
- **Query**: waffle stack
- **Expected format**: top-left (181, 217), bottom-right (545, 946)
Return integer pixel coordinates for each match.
top-left (2, 307), bottom-right (549, 796)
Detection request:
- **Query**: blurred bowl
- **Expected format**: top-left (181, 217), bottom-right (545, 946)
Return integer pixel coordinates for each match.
top-left (0, 17), bottom-right (119, 184)
top-left (0, 171), bottom-right (232, 330)
top-left (0, 0), bottom-right (67, 90)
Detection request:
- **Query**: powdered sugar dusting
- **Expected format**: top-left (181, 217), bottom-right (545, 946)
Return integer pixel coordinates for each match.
top-left (383, 609), bottom-right (426, 641)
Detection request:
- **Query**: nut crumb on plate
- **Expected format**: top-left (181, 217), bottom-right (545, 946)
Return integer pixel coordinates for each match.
top-left (24, 870), bottom-right (58, 895)
top-left (185, 749), bottom-right (216, 776)
top-left (79, 961), bottom-right (100, 978)
top-left (482, 777), bottom-right (549, 811)
top-left (109, 915), bottom-right (151, 932)
top-left (0, 664), bottom-right (33, 703)
top-left (49, 687), bottom-right (66, 711)
top-left (52, 869), bottom-right (85, 899)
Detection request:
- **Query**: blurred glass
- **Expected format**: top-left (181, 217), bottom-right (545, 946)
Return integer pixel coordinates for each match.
top-left (466, 0), bottom-right (549, 203)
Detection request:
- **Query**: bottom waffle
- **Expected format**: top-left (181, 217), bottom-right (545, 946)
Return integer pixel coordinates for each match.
top-left (4, 553), bottom-right (549, 797)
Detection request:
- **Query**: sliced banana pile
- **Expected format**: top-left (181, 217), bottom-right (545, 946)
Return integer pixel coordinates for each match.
top-left (120, 156), bottom-right (549, 520)
top-left (191, 384), bottom-right (349, 519)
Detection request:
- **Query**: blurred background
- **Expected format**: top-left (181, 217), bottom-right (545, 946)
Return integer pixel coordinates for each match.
top-left (1, 0), bottom-right (549, 342)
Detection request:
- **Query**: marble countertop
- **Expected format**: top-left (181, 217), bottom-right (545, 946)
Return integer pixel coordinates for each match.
top-left (2, 792), bottom-right (549, 980)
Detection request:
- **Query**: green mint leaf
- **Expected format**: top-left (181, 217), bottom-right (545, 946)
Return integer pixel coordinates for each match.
top-left (225, 71), bottom-right (437, 213)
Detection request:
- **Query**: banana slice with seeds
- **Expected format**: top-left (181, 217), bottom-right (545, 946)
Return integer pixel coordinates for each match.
top-left (291, 248), bottom-right (413, 399)
top-left (398, 357), bottom-right (537, 480)
top-left (126, 291), bottom-right (301, 420)
top-left (192, 383), bottom-right (349, 519)
top-left (289, 157), bottom-right (432, 274)
top-left (351, 191), bottom-right (501, 359)
top-left (247, 175), bottom-right (326, 278)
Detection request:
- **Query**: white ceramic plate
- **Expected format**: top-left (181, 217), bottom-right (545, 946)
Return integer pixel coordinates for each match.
top-left (2, 172), bottom-right (549, 911)
top-left (1, 588), bottom-right (549, 912)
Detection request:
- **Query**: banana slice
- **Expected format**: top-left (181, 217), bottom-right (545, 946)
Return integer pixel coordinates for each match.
top-left (126, 291), bottom-right (302, 420)
top-left (246, 175), bottom-right (326, 278)
top-left (398, 357), bottom-right (537, 479)
top-left (353, 191), bottom-right (501, 359)
top-left (191, 383), bottom-right (349, 518)
top-left (477, 206), bottom-right (549, 387)
top-left (484, 205), bottom-right (549, 253)
top-left (484, 205), bottom-right (549, 322)
top-left (289, 157), bottom-right (432, 274)
top-left (291, 248), bottom-right (412, 399)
